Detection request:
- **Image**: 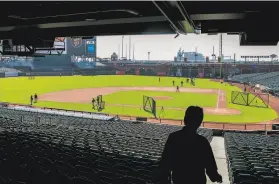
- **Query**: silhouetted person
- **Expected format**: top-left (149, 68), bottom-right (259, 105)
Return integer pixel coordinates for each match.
top-left (181, 81), bottom-right (183, 87)
top-left (30, 95), bottom-right (33, 106)
top-left (158, 106), bottom-right (222, 184)
top-left (172, 80), bottom-right (175, 86)
top-left (34, 93), bottom-right (38, 103)
top-left (176, 85), bottom-right (180, 92)
top-left (159, 77), bottom-right (161, 82)
top-left (92, 98), bottom-right (95, 109)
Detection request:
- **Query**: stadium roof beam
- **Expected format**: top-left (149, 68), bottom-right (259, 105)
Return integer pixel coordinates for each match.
top-left (240, 32), bottom-right (278, 46)
top-left (39, 16), bottom-right (166, 29)
top-left (0, 16), bottom-right (167, 32)
top-left (190, 13), bottom-right (245, 21)
top-left (0, 22), bottom-right (176, 41)
top-left (7, 9), bottom-right (140, 20)
top-left (152, 1), bottom-right (196, 35)
top-left (0, 2), bottom-right (278, 46)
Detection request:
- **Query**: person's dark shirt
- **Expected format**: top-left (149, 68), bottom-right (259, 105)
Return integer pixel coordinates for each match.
top-left (158, 127), bottom-right (219, 184)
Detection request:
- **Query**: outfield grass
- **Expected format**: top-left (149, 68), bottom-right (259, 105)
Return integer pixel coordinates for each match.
top-left (103, 91), bottom-right (217, 108)
top-left (0, 75), bottom-right (277, 123)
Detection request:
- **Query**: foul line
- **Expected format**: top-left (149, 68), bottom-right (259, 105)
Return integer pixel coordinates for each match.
top-left (216, 89), bottom-right (220, 109)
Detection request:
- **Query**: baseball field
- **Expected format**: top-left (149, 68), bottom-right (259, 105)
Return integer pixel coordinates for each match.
top-left (0, 75), bottom-right (277, 123)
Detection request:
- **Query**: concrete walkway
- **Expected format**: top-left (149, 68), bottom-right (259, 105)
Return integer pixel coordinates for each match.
top-left (207, 137), bottom-right (230, 184)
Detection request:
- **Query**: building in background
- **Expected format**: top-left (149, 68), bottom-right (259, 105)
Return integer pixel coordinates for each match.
top-left (111, 52), bottom-right (118, 61)
top-left (175, 48), bottom-right (205, 62)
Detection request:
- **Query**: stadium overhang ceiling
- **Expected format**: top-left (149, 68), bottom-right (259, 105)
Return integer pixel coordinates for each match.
top-left (0, 1), bottom-right (278, 46)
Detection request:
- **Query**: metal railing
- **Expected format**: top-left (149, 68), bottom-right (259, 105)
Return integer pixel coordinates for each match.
top-left (3, 102), bottom-right (278, 133)
top-left (115, 114), bottom-right (276, 132)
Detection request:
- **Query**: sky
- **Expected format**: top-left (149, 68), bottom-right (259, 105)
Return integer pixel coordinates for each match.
top-left (96, 34), bottom-right (279, 61)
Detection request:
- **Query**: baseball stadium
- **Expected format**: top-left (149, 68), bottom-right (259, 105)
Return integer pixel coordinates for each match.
top-left (0, 75), bottom-right (277, 126)
top-left (1, 35), bottom-right (279, 184)
top-left (1, 2), bottom-right (279, 183)
top-left (1, 37), bottom-right (279, 131)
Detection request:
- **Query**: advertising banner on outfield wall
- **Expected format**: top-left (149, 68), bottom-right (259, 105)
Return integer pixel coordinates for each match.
top-left (5, 72), bottom-right (19, 77)
top-left (198, 72), bottom-right (204, 78)
top-left (157, 72), bottom-right (166, 76)
top-left (116, 71), bottom-right (125, 75)
top-left (136, 69), bottom-right (140, 75)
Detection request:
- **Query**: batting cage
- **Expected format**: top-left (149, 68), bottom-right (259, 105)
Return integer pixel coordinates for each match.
top-left (143, 95), bottom-right (156, 118)
top-left (231, 91), bottom-right (269, 108)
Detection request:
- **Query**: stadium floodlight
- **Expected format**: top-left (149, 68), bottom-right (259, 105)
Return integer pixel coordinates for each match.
top-left (85, 19), bottom-right (96, 22)
top-left (8, 15), bottom-right (22, 19)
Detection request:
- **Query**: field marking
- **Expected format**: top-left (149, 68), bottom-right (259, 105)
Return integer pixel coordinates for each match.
top-left (39, 86), bottom-right (219, 103)
top-left (216, 89), bottom-right (220, 109)
top-left (216, 89), bottom-right (226, 110)
top-left (38, 86), bottom-right (238, 115)
top-left (103, 103), bottom-right (241, 115)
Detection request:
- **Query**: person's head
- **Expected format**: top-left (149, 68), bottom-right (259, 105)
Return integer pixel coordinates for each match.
top-left (184, 106), bottom-right (204, 131)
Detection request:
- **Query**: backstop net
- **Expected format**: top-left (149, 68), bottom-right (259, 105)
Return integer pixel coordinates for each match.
top-left (143, 95), bottom-right (156, 118)
top-left (231, 91), bottom-right (269, 108)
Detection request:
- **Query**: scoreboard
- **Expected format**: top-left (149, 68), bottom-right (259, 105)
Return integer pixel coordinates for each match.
top-left (86, 37), bottom-right (96, 58)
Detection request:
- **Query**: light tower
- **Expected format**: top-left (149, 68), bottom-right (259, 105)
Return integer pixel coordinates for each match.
top-left (194, 47), bottom-right (198, 63)
top-left (219, 33), bottom-right (223, 79)
top-left (219, 33), bottom-right (223, 62)
top-left (129, 36), bottom-right (131, 60)
top-left (212, 46), bottom-right (216, 60)
top-left (121, 36), bottom-right (124, 58)
top-left (125, 44), bottom-right (127, 58)
top-left (133, 44), bottom-right (135, 61)
top-left (118, 44), bottom-right (120, 60)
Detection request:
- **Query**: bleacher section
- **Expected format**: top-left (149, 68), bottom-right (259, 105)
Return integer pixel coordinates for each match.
top-left (0, 67), bottom-right (21, 73)
top-left (249, 72), bottom-right (279, 84)
top-left (253, 75), bottom-right (279, 91)
top-left (32, 56), bottom-right (73, 72)
top-left (231, 72), bottom-right (279, 84)
top-left (225, 132), bottom-right (279, 184)
top-left (231, 72), bottom-right (279, 91)
top-left (0, 107), bottom-right (213, 184)
top-left (231, 73), bottom-right (263, 83)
